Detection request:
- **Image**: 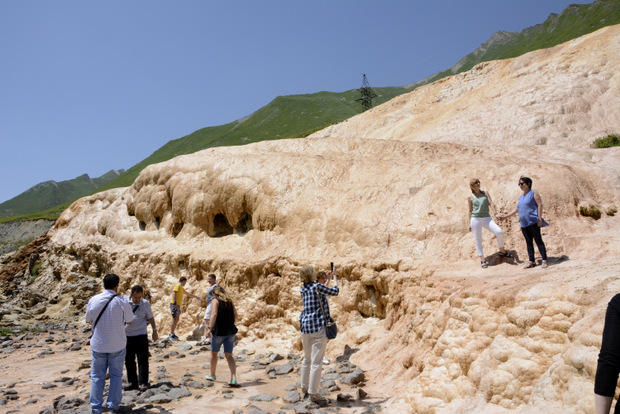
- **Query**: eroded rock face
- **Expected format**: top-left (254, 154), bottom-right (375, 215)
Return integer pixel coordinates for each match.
top-left (4, 25), bottom-right (620, 414)
top-left (311, 24), bottom-right (620, 150)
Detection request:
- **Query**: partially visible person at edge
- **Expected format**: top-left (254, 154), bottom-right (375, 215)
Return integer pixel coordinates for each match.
top-left (85, 274), bottom-right (134, 414)
top-left (467, 178), bottom-right (508, 268)
top-left (316, 271), bottom-right (332, 365)
top-left (299, 265), bottom-right (339, 404)
top-left (498, 176), bottom-right (548, 269)
top-left (200, 273), bottom-right (219, 346)
top-left (124, 285), bottom-right (158, 392)
top-left (204, 285), bottom-right (238, 385)
top-left (169, 276), bottom-right (200, 341)
top-left (595, 293), bottom-right (620, 414)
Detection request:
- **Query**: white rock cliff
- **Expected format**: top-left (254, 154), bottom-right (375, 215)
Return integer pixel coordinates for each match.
top-left (10, 24), bottom-right (620, 413)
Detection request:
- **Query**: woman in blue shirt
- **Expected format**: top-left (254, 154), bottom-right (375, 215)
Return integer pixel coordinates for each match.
top-left (299, 265), bottom-right (339, 403)
top-left (499, 176), bottom-right (548, 269)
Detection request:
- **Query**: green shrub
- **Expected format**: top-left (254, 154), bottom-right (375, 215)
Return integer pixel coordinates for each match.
top-left (0, 327), bottom-right (13, 336)
top-left (607, 208), bottom-right (617, 217)
top-left (579, 205), bottom-right (601, 220)
top-left (592, 134), bottom-right (620, 148)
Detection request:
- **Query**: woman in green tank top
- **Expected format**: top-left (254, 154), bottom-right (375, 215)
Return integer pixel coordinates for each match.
top-left (467, 178), bottom-right (508, 268)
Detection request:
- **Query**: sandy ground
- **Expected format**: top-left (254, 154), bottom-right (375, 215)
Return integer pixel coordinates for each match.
top-left (0, 331), bottom-right (396, 413)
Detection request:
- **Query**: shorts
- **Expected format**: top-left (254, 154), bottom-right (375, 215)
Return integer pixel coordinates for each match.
top-left (170, 304), bottom-right (181, 318)
top-left (211, 334), bottom-right (235, 353)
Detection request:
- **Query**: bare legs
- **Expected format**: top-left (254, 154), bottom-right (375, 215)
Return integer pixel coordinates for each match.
top-left (210, 351), bottom-right (237, 382)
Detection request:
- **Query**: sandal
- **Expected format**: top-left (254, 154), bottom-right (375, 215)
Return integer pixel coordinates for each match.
top-left (228, 378), bottom-right (238, 386)
top-left (524, 262), bottom-right (536, 269)
top-left (481, 261), bottom-right (488, 268)
top-left (204, 375), bottom-right (216, 381)
top-left (541, 260), bottom-right (548, 269)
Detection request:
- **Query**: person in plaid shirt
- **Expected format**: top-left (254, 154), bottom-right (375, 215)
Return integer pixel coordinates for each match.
top-left (298, 265), bottom-right (339, 403)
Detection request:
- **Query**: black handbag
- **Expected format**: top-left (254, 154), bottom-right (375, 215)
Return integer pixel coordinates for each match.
top-left (316, 286), bottom-right (337, 339)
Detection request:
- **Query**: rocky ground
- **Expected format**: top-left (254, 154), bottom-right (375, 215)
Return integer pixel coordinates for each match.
top-left (0, 322), bottom-right (387, 414)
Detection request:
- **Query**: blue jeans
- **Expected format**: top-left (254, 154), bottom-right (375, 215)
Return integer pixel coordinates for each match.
top-left (90, 348), bottom-right (126, 414)
top-left (211, 334), bottom-right (235, 353)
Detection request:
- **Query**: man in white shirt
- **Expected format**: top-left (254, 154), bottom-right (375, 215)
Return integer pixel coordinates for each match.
top-left (124, 285), bottom-right (158, 391)
top-left (85, 274), bottom-right (133, 414)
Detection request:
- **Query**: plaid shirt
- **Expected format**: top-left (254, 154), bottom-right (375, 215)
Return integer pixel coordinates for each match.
top-left (299, 282), bottom-right (339, 334)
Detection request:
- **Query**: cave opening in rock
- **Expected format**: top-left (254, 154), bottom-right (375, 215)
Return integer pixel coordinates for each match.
top-left (213, 213), bottom-right (234, 237)
top-left (154, 217), bottom-right (161, 230)
top-left (138, 221), bottom-right (146, 231)
top-left (235, 211), bottom-right (253, 234)
top-left (171, 222), bottom-right (184, 237)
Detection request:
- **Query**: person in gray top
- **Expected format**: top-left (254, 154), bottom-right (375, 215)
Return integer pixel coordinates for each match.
top-left (124, 285), bottom-right (158, 391)
top-left (201, 274), bottom-right (218, 345)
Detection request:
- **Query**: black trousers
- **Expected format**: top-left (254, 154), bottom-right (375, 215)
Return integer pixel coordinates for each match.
top-left (125, 334), bottom-right (149, 386)
top-left (596, 294), bottom-right (620, 414)
top-left (520, 223), bottom-right (547, 262)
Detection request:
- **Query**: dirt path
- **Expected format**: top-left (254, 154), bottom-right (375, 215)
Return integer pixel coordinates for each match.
top-left (0, 330), bottom-right (395, 413)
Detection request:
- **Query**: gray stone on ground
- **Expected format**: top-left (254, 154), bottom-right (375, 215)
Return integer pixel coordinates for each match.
top-left (247, 406), bottom-right (270, 414)
top-left (283, 390), bottom-right (301, 403)
top-left (356, 388), bottom-right (368, 399)
top-left (337, 393), bottom-right (352, 402)
top-left (275, 362), bottom-right (295, 375)
top-left (249, 393), bottom-right (279, 402)
top-left (340, 368), bottom-right (365, 385)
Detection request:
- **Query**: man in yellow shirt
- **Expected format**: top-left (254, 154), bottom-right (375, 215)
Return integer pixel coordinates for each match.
top-left (169, 277), bottom-right (200, 341)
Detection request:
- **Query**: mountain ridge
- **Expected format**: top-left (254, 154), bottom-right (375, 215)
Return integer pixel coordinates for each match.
top-left (4, 0), bottom-right (620, 221)
top-left (0, 169), bottom-right (124, 219)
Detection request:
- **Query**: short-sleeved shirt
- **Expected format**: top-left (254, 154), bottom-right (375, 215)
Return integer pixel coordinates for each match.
top-left (124, 297), bottom-right (153, 337)
top-left (203, 284), bottom-right (219, 321)
top-left (299, 282), bottom-right (339, 334)
top-left (85, 289), bottom-right (134, 353)
top-left (170, 283), bottom-right (186, 306)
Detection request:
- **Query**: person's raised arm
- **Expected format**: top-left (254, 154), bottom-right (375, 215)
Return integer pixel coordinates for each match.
top-left (498, 204), bottom-right (518, 220)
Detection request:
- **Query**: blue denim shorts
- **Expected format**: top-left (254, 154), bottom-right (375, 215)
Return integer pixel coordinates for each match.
top-left (211, 334), bottom-right (235, 353)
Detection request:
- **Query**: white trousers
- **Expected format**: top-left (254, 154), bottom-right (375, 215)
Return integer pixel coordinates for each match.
top-left (300, 327), bottom-right (327, 394)
top-left (470, 216), bottom-right (504, 257)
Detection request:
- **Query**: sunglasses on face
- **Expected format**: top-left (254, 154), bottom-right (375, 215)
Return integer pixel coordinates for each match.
top-left (518, 182), bottom-right (525, 186)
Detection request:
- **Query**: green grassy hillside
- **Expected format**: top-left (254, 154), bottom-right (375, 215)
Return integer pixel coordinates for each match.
top-left (422, 0), bottom-right (620, 85)
top-left (96, 88), bottom-right (406, 190)
top-left (0, 170), bottom-right (124, 219)
top-left (6, 0), bottom-right (620, 222)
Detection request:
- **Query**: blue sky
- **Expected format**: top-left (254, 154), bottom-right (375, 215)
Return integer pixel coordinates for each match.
top-left (0, 0), bottom-right (581, 204)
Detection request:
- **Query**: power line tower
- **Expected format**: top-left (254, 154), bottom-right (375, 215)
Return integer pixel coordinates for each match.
top-left (355, 74), bottom-right (377, 112)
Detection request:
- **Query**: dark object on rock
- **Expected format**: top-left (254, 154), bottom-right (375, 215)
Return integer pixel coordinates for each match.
top-left (337, 393), bottom-right (352, 402)
top-left (335, 344), bottom-right (359, 363)
top-left (356, 388), bottom-right (368, 399)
